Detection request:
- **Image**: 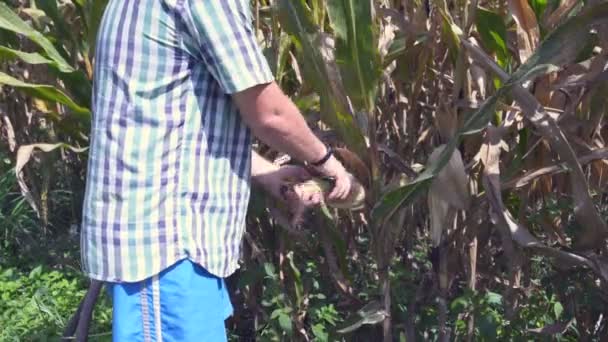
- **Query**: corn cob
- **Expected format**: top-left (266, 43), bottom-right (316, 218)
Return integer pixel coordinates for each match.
top-left (291, 173), bottom-right (366, 210)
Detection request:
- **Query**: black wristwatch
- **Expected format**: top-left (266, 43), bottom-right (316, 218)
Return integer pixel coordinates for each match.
top-left (310, 145), bottom-right (333, 167)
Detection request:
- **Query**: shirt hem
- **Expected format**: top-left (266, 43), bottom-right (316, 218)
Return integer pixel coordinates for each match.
top-left (84, 254), bottom-right (241, 283)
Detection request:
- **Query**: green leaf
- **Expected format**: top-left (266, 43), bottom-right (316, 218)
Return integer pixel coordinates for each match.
top-left (0, 46), bottom-right (55, 65)
top-left (475, 7), bottom-right (508, 60)
top-left (312, 324), bottom-right (329, 342)
top-left (54, 69), bottom-right (92, 109)
top-left (450, 296), bottom-right (471, 312)
top-left (0, 45), bottom-right (92, 108)
top-left (485, 291), bottom-right (502, 306)
top-left (35, 0), bottom-right (74, 44)
top-left (274, 33), bottom-right (293, 84)
top-left (270, 308), bottom-right (282, 320)
top-left (554, 301), bottom-right (563, 319)
top-left (511, 2), bottom-right (608, 84)
top-left (0, 2), bottom-right (73, 73)
top-left (371, 172), bottom-right (434, 225)
top-left (85, 0), bottom-right (109, 56)
top-left (529, 0), bottom-right (548, 21)
top-left (278, 312), bottom-right (293, 334)
top-left (263, 262), bottom-right (277, 280)
top-left (29, 265), bottom-right (43, 278)
top-left (439, 9), bottom-right (462, 66)
top-left (318, 206), bottom-right (349, 279)
top-left (286, 252), bottom-right (304, 305)
top-left (278, 0), bottom-right (367, 157)
top-left (326, 0), bottom-right (382, 113)
top-left (0, 72), bottom-right (90, 118)
top-left (383, 35), bottom-right (406, 67)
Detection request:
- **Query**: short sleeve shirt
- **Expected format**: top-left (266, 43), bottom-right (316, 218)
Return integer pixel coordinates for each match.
top-left (81, 0), bottom-right (274, 282)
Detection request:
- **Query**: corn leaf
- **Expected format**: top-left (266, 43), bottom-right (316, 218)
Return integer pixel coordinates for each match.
top-left (383, 35), bottom-right (406, 67)
top-left (35, 0), bottom-right (74, 44)
top-left (0, 2), bottom-right (73, 73)
top-left (15, 143), bottom-right (88, 217)
top-left (0, 72), bottom-right (90, 118)
top-left (508, 0), bottom-right (540, 62)
top-left (475, 7), bottom-right (508, 63)
top-left (371, 92), bottom-right (500, 224)
top-left (464, 1), bottom-right (608, 249)
top-left (529, 0), bottom-right (548, 21)
top-left (278, 0), bottom-right (367, 157)
top-left (85, 0), bottom-right (109, 56)
top-left (512, 2), bottom-right (608, 83)
top-left (544, 0), bottom-right (580, 29)
top-left (0, 46), bottom-right (55, 65)
top-left (0, 45), bottom-right (92, 109)
top-left (326, 0), bottom-right (382, 112)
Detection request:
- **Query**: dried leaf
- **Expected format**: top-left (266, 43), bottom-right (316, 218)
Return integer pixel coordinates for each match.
top-left (502, 148), bottom-right (608, 189)
top-left (527, 319), bottom-right (574, 335)
top-left (1, 112), bottom-right (16, 152)
top-left (288, 51), bottom-right (303, 85)
top-left (553, 54), bottom-right (608, 89)
top-left (470, 63), bottom-right (488, 99)
top-left (428, 145), bottom-right (471, 210)
top-left (545, 0), bottom-right (579, 29)
top-left (378, 16), bottom-right (399, 59)
top-left (336, 301), bottom-right (388, 334)
top-left (481, 127), bottom-right (608, 281)
top-left (426, 145), bottom-right (469, 247)
top-left (463, 4), bottom-right (608, 249)
top-left (508, 0), bottom-right (540, 62)
top-left (15, 143), bottom-right (87, 216)
top-left (428, 186), bottom-right (450, 247)
top-left (333, 147), bottom-right (371, 187)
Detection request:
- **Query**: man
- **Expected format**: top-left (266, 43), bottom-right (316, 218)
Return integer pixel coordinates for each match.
top-left (81, 0), bottom-right (352, 340)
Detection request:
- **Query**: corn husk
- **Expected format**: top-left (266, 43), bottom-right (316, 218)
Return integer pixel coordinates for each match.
top-left (294, 173), bottom-right (366, 210)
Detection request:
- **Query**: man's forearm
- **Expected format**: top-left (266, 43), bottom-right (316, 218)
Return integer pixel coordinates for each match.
top-left (234, 82), bottom-right (328, 164)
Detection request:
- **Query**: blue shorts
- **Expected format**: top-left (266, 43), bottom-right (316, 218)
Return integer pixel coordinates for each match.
top-left (106, 259), bottom-right (233, 341)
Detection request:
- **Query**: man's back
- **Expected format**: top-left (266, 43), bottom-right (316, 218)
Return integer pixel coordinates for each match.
top-left (82, 0), bottom-right (274, 283)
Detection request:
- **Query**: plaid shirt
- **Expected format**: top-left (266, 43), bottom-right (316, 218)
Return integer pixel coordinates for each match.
top-left (81, 0), bottom-right (273, 282)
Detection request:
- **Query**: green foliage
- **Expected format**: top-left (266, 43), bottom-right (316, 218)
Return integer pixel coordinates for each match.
top-left (277, 0), bottom-right (368, 157)
top-left (0, 266), bottom-right (112, 341)
top-left (326, 0), bottom-right (381, 113)
top-left (0, 72), bottom-right (90, 117)
top-left (0, 155), bottom-right (36, 265)
top-left (0, 2), bottom-right (73, 72)
top-left (475, 7), bottom-right (509, 66)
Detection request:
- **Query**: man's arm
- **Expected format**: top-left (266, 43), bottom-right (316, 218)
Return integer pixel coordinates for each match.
top-left (233, 82), bottom-right (351, 199)
top-left (174, 1), bottom-right (351, 199)
top-left (234, 82), bottom-right (326, 163)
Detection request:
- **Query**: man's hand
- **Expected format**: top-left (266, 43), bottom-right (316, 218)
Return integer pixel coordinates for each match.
top-left (252, 152), bottom-right (322, 224)
top-left (234, 82), bottom-right (353, 202)
top-left (256, 164), bottom-right (323, 207)
top-left (309, 154), bottom-right (352, 201)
